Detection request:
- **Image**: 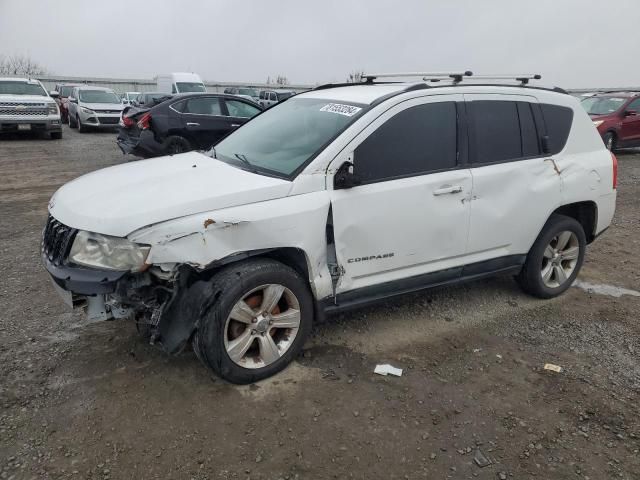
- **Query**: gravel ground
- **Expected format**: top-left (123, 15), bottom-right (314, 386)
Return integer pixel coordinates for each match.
top-left (0, 126), bottom-right (639, 480)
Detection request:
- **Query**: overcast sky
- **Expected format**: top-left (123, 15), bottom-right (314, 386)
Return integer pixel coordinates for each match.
top-left (0, 0), bottom-right (638, 88)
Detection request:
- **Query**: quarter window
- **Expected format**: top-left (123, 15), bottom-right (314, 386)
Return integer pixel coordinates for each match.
top-left (354, 102), bottom-right (458, 184)
top-left (540, 104), bottom-right (573, 155)
top-left (226, 99), bottom-right (261, 118)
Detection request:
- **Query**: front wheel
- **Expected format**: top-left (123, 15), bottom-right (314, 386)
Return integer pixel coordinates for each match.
top-left (516, 214), bottom-right (586, 299)
top-left (193, 259), bottom-right (313, 384)
top-left (77, 116), bottom-right (87, 133)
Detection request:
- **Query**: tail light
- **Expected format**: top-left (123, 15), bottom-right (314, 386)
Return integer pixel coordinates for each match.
top-left (137, 112), bottom-right (152, 130)
top-left (122, 115), bottom-right (135, 128)
top-left (611, 151), bottom-right (618, 189)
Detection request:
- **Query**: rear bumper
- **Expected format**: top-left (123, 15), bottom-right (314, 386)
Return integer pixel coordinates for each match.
top-left (117, 128), bottom-right (164, 158)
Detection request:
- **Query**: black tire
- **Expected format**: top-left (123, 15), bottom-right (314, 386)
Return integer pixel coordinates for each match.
top-left (603, 131), bottom-right (616, 151)
top-left (68, 113), bottom-right (77, 129)
top-left (164, 135), bottom-right (191, 155)
top-left (193, 258), bottom-right (313, 384)
top-left (77, 116), bottom-right (87, 133)
top-left (50, 131), bottom-right (63, 140)
top-left (516, 214), bottom-right (586, 299)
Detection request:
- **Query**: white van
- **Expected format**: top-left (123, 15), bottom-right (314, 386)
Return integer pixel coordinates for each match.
top-left (43, 72), bottom-right (616, 384)
top-left (156, 72), bottom-right (206, 94)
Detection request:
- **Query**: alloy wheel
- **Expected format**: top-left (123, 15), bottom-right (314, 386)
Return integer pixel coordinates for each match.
top-left (223, 284), bottom-right (301, 369)
top-left (540, 230), bottom-right (580, 288)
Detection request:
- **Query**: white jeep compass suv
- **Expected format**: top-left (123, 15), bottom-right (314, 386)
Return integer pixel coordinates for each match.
top-left (43, 72), bottom-right (617, 384)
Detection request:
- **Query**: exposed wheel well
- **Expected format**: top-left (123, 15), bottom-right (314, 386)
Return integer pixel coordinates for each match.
top-left (199, 247), bottom-right (312, 284)
top-left (552, 201), bottom-right (597, 243)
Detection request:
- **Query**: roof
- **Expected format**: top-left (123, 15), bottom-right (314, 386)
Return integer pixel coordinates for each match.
top-left (299, 84), bottom-right (408, 104)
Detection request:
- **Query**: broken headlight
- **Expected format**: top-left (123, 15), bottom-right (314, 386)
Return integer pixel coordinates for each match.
top-left (69, 231), bottom-right (150, 272)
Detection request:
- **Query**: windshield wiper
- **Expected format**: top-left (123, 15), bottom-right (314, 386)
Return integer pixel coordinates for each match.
top-left (234, 153), bottom-right (258, 173)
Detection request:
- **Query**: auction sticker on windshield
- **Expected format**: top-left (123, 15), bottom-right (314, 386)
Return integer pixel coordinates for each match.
top-left (320, 103), bottom-right (362, 116)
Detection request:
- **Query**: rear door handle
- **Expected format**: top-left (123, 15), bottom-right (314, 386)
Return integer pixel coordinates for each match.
top-left (186, 122), bottom-right (200, 127)
top-left (230, 123), bottom-right (241, 127)
top-left (433, 185), bottom-right (463, 196)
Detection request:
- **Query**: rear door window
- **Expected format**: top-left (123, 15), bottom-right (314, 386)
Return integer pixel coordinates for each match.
top-left (470, 101), bottom-right (522, 164)
top-left (184, 97), bottom-right (223, 115)
top-left (354, 101), bottom-right (458, 184)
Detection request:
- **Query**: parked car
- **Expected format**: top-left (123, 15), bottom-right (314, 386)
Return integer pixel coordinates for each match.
top-left (121, 91), bottom-right (141, 106)
top-left (133, 92), bottom-right (173, 107)
top-left (117, 93), bottom-right (262, 157)
top-left (258, 89), bottom-right (296, 108)
top-left (43, 75), bottom-right (616, 384)
top-left (67, 86), bottom-right (123, 132)
top-left (581, 92), bottom-right (640, 150)
top-left (156, 72), bottom-right (206, 94)
top-left (54, 83), bottom-right (83, 124)
top-left (0, 77), bottom-right (62, 139)
top-left (224, 86), bottom-right (260, 102)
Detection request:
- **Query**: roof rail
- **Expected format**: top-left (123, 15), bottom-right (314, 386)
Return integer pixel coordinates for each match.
top-left (469, 74), bottom-right (542, 86)
top-left (363, 71), bottom-right (473, 84)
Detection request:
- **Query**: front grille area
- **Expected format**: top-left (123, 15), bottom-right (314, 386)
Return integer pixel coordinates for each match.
top-left (98, 117), bottom-right (120, 125)
top-left (42, 215), bottom-right (77, 266)
top-left (95, 110), bottom-right (121, 114)
top-left (0, 102), bottom-right (48, 116)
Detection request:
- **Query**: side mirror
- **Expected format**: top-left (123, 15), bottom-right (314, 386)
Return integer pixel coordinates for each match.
top-left (334, 161), bottom-right (362, 190)
top-left (49, 90), bottom-right (59, 99)
top-left (69, 97), bottom-right (78, 104)
top-left (625, 109), bottom-right (637, 117)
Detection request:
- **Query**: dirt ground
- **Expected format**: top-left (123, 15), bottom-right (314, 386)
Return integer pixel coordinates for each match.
top-left (1, 126), bottom-right (639, 480)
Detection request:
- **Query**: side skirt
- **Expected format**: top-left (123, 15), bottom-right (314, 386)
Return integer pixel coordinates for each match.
top-left (318, 254), bottom-right (526, 317)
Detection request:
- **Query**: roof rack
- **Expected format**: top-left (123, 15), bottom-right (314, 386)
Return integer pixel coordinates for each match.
top-left (363, 71), bottom-right (473, 84)
top-left (469, 74), bottom-right (542, 86)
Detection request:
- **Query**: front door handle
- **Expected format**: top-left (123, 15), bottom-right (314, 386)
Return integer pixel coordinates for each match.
top-left (433, 185), bottom-right (463, 196)
top-left (186, 122), bottom-right (200, 127)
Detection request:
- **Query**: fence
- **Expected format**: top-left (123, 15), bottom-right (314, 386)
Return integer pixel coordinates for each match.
top-left (36, 75), bottom-right (313, 94)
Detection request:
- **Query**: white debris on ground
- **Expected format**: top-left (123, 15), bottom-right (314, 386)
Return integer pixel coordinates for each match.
top-left (573, 280), bottom-right (640, 298)
top-left (374, 364), bottom-right (403, 376)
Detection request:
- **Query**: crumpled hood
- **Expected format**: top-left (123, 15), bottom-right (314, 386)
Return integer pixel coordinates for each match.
top-left (49, 152), bottom-right (292, 237)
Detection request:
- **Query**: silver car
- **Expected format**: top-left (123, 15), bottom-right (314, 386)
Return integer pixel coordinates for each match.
top-left (257, 89), bottom-right (296, 108)
top-left (67, 86), bottom-right (123, 132)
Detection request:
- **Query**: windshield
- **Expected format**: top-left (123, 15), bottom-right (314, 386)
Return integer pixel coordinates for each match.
top-left (0, 81), bottom-right (47, 96)
top-left (239, 88), bottom-right (258, 97)
top-left (176, 82), bottom-right (206, 93)
top-left (78, 90), bottom-right (121, 103)
top-left (214, 98), bottom-right (366, 177)
top-left (581, 97), bottom-right (626, 115)
top-left (59, 86), bottom-right (75, 97)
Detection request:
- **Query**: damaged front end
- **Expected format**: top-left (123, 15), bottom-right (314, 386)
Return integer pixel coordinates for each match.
top-left (42, 215), bottom-right (201, 354)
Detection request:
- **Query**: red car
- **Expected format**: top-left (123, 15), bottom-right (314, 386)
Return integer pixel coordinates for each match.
top-left (53, 83), bottom-right (83, 124)
top-left (581, 92), bottom-right (640, 150)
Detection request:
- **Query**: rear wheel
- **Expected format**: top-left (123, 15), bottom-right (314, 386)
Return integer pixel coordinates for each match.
top-left (603, 131), bottom-right (616, 151)
top-left (193, 259), bottom-right (313, 384)
top-left (165, 135), bottom-right (191, 155)
top-left (516, 214), bottom-right (586, 298)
